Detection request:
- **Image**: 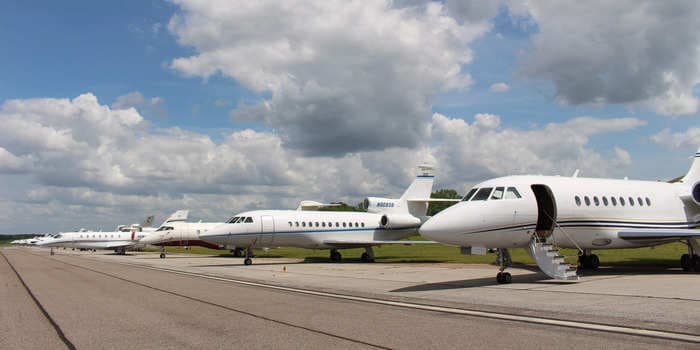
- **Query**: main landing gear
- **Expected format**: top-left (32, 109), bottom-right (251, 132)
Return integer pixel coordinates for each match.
top-left (361, 247), bottom-right (375, 263)
top-left (330, 249), bottom-right (342, 262)
top-left (578, 250), bottom-right (600, 270)
top-left (495, 248), bottom-right (512, 284)
top-left (243, 247), bottom-right (255, 265)
top-left (681, 239), bottom-right (700, 272)
top-left (231, 248), bottom-right (245, 257)
top-left (159, 245), bottom-right (166, 259)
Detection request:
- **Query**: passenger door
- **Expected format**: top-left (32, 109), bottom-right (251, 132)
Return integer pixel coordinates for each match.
top-left (259, 215), bottom-right (275, 246)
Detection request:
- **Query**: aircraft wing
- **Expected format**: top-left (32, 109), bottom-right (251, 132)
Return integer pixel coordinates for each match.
top-left (322, 240), bottom-right (437, 249)
top-left (91, 241), bottom-right (138, 249)
top-left (618, 229), bottom-right (700, 241)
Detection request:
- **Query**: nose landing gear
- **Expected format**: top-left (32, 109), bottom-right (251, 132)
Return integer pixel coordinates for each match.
top-left (681, 239), bottom-right (700, 272)
top-left (578, 250), bottom-right (600, 270)
top-left (495, 248), bottom-right (512, 284)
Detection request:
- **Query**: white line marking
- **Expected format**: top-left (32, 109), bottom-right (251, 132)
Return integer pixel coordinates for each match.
top-left (111, 259), bottom-right (699, 344)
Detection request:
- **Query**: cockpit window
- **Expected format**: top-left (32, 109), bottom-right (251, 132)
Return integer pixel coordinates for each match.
top-left (505, 187), bottom-right (522, 199)
top-left (491, 187), bottom-right (505, 200)
top-left (244, 217), bottom-right (254, 223)
top-left (54, 234), bottom-right (62, 239)
top-left (156, 226), bottom-right (174, 231)
top-left (226, 216), bottom-right (239, 224)
top-left (462, 188), bottom-right (478, 201)
top-left (471, 187), bottom-right (493, 201)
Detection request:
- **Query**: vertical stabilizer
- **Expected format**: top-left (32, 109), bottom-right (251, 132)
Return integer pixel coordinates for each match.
top-left (682, 147), bottom-right (700, 184)
top-left (160, 210), bottom-right (189, 227)
top-left (141, 215), bottom-right (155, 228)
top-left (398, 165), bottom-right (435, 217)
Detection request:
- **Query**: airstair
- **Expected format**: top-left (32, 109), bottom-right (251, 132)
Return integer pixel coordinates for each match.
top-left (528, 237), bottom-right (579, 281)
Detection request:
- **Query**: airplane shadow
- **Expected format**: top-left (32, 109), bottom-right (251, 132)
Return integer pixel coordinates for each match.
top-left (391, 273), bottom-right (549, 292)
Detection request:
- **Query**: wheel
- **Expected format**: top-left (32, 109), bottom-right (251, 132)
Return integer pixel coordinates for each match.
top-left (693, 255), bottom-right (700, 272)
top-left (159, 253), bottom-right (165, 259)
top-left (681, 254), bottom-right (692, 271)
top-left (361, 252), bottom-right (374, 262)
top-left (589, 254), bottom-right (600, 270)
top-left (244, 257), bottom-right (253, 265)
top-left (503, 272), bottom-right (512, 283)
top-left (330, 251), bottom-right (342, 262)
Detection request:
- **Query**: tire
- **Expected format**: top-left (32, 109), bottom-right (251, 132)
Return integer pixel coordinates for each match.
top-left (681, 254), bottom-right (691, 271)
top-left (589, 254), bottom-right (600, 270)
top-left (244, 258), bottom-right (253, 265)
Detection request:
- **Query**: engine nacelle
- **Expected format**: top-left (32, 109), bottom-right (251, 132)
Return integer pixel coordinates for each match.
top-left (380, 214), bottom-right (421, 229)
top-left (680, 181), bottom-right (700, 207)
top-left (692, 182), bottom-right (700, 206)
top-left (362, 197), bottom-right (399, 213)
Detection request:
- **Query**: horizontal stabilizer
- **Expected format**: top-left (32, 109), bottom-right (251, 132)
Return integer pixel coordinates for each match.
top-left (323, 240), bottom-right (437, 249)
top-left (618, 229), bottom-right (700, 240)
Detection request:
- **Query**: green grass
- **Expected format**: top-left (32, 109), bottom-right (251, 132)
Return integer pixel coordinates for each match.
top-left (147, 238), bottom-right (689, 267)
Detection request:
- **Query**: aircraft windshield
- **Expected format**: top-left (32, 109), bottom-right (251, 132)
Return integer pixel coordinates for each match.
top-left (462, 188), bottom-right (478, 201)
top-left (505, 187), bottom-right (522, 199)
top-left (156, 226), bottom-right (174, 231)
top-left (54, 234), bottom-right (62, 239)
top-left (471, 187), bottom-right (493, 201)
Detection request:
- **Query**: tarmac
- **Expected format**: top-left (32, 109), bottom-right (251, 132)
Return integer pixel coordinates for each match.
top-left (1, 246), bottom-right (699, 349)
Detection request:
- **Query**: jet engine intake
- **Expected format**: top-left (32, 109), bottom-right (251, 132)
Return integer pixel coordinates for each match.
top-left (380, 214), bottom-right (421, 229)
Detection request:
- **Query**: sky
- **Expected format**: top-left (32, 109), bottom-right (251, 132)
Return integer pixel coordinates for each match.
top-left (1, 0), bottom-right (699, 233)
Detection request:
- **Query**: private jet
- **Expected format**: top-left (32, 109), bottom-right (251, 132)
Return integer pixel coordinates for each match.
top-left (200, 166), bottom-right (455, 265)
top-left (37, 210), bottom-right (187, 254)
top-left (420, 147), bottom-right (700, 284)
top-left (139, 210), bottom-right (226, 258)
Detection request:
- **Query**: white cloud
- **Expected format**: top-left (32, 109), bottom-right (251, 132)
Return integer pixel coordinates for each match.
top-left (489, 82), bottom-right (510, 93)
top-left (0, 93), bottom-right (645, 232)
top-left (112, 91), bottom-right (168, 119)
top-left (651, 128), bottom-right (700, 149)
top-left (168, 0), bottom-right (492, 155)
top-left (516, 1), bottom-right (700, 116)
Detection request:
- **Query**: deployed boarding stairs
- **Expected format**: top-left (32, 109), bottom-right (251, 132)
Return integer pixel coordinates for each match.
top-left (529, 184), bottom-right (580, 281)
top-left (528, 237), bottom-right (579, 281)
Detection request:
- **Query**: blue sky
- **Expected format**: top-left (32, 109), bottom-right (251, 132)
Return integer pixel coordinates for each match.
top-left (0, 1), bottom-right (698, 232)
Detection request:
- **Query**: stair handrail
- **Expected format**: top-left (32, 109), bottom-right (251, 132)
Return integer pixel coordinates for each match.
top-left (542, 211), bottom-right (584, 254)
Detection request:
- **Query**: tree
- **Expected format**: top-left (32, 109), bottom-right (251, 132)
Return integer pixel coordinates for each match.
top-left (428, 188), bottom-right (461, 216)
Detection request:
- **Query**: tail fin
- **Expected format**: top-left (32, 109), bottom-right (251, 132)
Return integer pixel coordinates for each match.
top-left (159, 210), bottom-right (188, 227)
top-left (398, 165), bottom-right (436, 218)
top-left (141, 215), bottom-right (155, 228)
top-left (681, 147), bottom-right (700, 184)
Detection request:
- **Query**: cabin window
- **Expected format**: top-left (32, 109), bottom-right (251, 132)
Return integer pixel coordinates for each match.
top-left (602, 197), bottom-right (609, 206)
top-left (593, 196), bottom-right (600, 206)
top-left (611, 197), bottom-right (617, 206)
top-left (505, 187), bottom-right (522, 199)
top-left (295, 222), bottom-right (299, 227)
top-left (575, 196), bottom-right (581, 206)
top-left (361, 223), bottom-right (365, 227)
top-left (302, 222), bottom-right (306, 227)
top-left (328, 222), bottom-right (332, 227)
top-left (322, 222), bottom-right (326, 227)
top-left (637, 197), bottom-right (643, 206)
top-left (491, 187), bottom-right (505, 200)
top-left (336, 222), bottom-right (339, 227)
top-left (288, 222), bottom-right (292, 227)
top-left (245, 217), bottom-right (254, 223)
top-left (646, 197), bottom-right (651, 206)
top-left (462, 188), bottom-right (478, 201)
top-left (629, 197), bottom-right (634, 206)
top-left (584, 196), bottom-right (591, 206)
top-left (471, 187), bottom-right (493, 201)
top-left (342, 222), bottom-right (347, 227)
top-left (315, 222), bottom-right (319, 227)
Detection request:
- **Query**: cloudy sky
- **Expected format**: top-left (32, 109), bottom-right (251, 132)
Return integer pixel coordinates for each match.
top-left (1, 0), bottom-right (699, 233)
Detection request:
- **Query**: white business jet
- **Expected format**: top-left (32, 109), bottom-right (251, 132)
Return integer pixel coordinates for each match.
top-left (139, 210), bottom-right (226, 258)
top-left (420, 147), bottom-right (700, 284)
top-left (37, 210), bottom-right (187, 254)
top-left (200, 166), bottom-right (453, 265)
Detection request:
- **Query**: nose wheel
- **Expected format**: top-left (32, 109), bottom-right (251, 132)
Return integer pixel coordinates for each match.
top-left (496, 272), bottom-right (512, 284)
top-left (244, 257), bottom-right (253, 265)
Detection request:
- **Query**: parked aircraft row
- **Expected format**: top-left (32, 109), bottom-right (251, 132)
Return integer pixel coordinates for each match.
top-left (20, 147), bottom-right (700, 284)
